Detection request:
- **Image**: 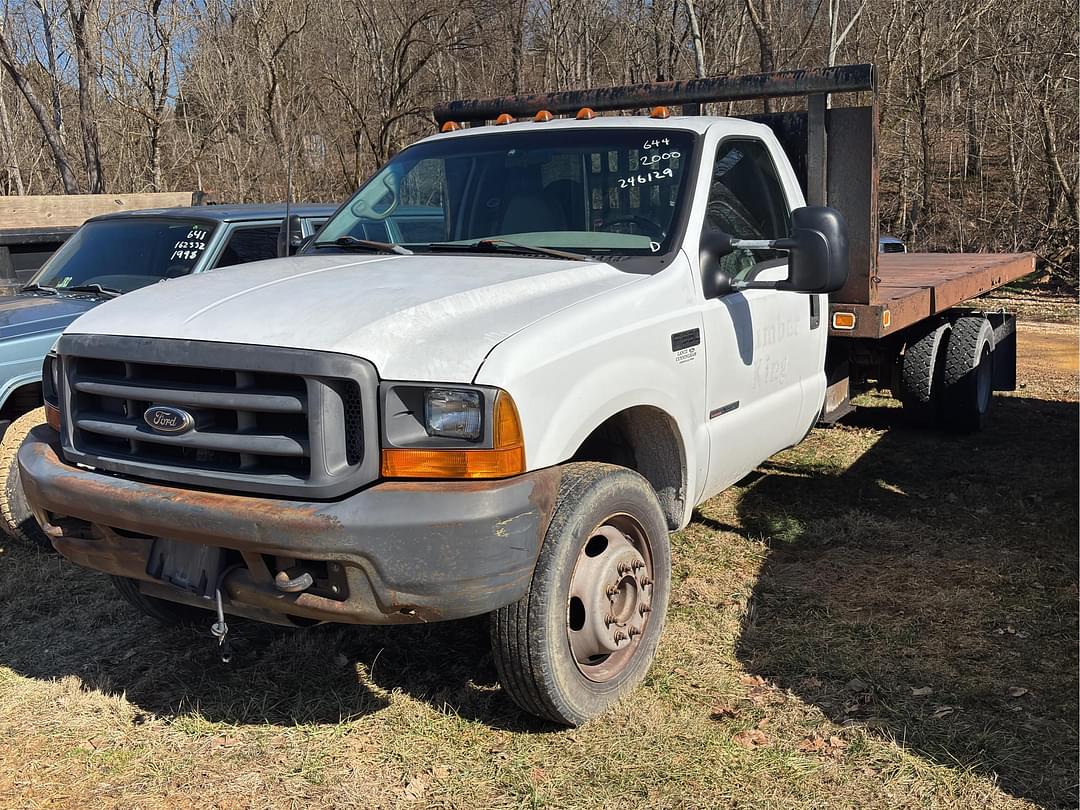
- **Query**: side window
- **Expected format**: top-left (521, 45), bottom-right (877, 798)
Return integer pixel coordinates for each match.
top-left (213, 225), bottom-right (281, 268)
top-left (704, 139), bottom-right (791, 280)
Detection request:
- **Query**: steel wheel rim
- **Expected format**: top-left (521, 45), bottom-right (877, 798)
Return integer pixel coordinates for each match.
top-left (566, 513), bottom-right (655, 683)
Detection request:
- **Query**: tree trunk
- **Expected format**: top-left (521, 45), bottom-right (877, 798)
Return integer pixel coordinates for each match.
top-left (0, 29), bottom-right (79, 193)
top-left (67, 0), bottom-right (107, 193)
top-left (684, 0), bottom-right (706, 78)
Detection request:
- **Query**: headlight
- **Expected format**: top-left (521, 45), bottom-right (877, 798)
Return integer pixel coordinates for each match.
top-left (380, 383), bottom-right (525, 479)
top-left (424, 389), bottom-right (482, 440)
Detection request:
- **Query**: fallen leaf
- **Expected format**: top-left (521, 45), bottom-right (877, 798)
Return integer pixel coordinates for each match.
top-left (1007, 686), bottom-right (1029, 698)
top-left (431, 765), bottom-right (451, 780)
top-left (733, 728), bottom-right (770, 749)
top-left (932, 705), bottom-right (955, 719)
top-left (739, 674), bottom-right (766, 688)
top-left (911, 686), bottom-right (933, 696)
top-left (403, 774), bottom-right (431, 801)
top-left (710, 703), bottom-right (738, 720)
top-left (845, 677), bottom-right (869, 692)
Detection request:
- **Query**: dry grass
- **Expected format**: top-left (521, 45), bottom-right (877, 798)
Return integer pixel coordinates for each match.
top-left (0, 320), bottom-right (1075, 809)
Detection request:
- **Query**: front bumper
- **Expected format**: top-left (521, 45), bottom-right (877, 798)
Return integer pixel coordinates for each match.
top-left (19, 426), bottom-right (559, 625)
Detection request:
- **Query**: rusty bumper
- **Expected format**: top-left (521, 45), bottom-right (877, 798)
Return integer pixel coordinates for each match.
top-left (19, 426), bottom-right (559, 625)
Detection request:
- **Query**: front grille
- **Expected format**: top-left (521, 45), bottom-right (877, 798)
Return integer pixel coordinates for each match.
top-left (57, 336), bottom-right (379, 498)
top-left (880, 241), bottom-right (906, 254)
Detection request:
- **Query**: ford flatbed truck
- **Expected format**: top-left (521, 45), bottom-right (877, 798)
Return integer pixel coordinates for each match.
top-left (18, 65), bottom-right (1033, 726)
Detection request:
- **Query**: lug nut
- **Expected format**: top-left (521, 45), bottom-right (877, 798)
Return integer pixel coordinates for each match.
top-left (628, 626), bottom-right (642, 638)
top-left (613, 630), bottom-right (628, 643)
top-left (604, 612), bottom-right (616, 627)
top-left (639, 575), bottom-right (653, 587)
top-left (639, 604), bottom-right (652, 616)
top-left (632, 560), bottom-right (645, 571)
top-left (617, 562), bottom-right (632, 576)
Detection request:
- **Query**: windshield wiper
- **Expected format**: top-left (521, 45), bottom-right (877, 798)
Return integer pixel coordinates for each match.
top-left (311, 235), bottom-right (412, 255)
top-left (427, 239), bottom-right (589, 262)
top-left (22, 282), bottom-right (59, 295)
top-left (66, 283), bottom-right (122, 299)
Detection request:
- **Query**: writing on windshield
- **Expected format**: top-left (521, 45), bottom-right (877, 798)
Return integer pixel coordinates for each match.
top-left (316, 128), bottom-right (696, 257)
top-left (32, 219), bottom-right (218, 295)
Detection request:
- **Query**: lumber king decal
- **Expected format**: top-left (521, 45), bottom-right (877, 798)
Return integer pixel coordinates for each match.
top-left (829, 252), bottom-right (1037, 339)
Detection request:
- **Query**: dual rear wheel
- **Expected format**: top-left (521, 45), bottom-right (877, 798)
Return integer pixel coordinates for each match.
top-left (901, 315), bottom-right (995, 433)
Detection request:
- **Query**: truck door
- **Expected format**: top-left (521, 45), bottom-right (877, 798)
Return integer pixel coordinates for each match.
top-left (697, 137), bottom-right (820, 499)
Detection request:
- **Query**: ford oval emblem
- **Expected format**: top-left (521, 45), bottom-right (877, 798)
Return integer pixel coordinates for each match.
top-left (143, 405), bottom-right (195, 434)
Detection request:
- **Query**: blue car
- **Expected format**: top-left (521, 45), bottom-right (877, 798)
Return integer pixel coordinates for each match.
top-left (0, 203), bottom-right (334, 544)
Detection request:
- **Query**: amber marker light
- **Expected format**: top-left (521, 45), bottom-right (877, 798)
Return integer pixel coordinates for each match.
top-left (832, 312), bottom-right (856, 330)
top-left (882, 309), bottom-right (892, 329)
top-left (440, 120), bottom-right (461, 132)
top-left (649, 105), bottom-right (671, 119)
top-left (576, 107), bottom-right (597, 120)
top-left (45, 402), bottom-right (61, 431)
top-left (534, 109), bottom-right (554, 122)
top-left (495, 113), bottom-right (514, 125)
top-left (380, 391), bottom-right (526, 479)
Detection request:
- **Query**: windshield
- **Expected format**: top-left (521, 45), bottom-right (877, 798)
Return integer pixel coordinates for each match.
top-left (315, 128), bottom-right (696, 257)
top-left (30, 218), bottom-right (218, 294)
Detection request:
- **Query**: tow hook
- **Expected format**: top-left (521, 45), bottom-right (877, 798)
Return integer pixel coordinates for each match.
top-left (274, 569), bottom-right (314, 593)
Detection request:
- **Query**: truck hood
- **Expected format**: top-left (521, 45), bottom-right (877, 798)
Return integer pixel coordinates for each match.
top-left (64, 253), bottom-right (641, 380)
top-left (0, 293), bottom-right (98, 341)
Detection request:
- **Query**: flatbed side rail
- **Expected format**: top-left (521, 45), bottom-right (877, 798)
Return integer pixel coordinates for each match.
top-left (433, 64), bottom-right (875, 124)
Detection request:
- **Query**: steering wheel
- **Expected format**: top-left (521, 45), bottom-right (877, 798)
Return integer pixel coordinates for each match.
top-left (596, 215), bottom-right (664, 242)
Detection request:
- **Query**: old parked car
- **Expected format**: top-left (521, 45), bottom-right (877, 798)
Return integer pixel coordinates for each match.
top-left (0, 203), bottom-right (333, 545)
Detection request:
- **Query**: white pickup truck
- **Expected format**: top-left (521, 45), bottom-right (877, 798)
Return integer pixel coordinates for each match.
top-left (18, 66), bottom-right (1031, 726)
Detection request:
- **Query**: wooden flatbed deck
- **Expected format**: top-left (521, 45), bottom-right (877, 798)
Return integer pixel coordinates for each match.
top-left (828, 252), bottom-right (1036, 338)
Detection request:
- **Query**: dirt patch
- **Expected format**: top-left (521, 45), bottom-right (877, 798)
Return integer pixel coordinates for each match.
top-left (1015, 320), bottom-right (1078, 402)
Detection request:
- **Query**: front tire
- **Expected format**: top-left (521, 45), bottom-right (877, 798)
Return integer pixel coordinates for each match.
top-left (0, 407), bottom-right (53, 548)
top-left (490, 462), bottom-right (671, 726)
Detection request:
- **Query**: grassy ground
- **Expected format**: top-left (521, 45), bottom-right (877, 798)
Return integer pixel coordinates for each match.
top-left (0, 318), bottom-right (1075, 809)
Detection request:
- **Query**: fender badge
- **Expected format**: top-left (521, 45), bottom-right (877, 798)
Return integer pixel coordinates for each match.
top-left (144, 405), bottom-right (195, 435)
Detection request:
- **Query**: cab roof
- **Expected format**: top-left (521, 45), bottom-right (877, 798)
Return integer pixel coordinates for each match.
top-left (87, 203), bottom-right (336, 224)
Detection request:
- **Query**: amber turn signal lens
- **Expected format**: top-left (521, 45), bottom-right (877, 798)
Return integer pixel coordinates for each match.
top-left (380, 391), bottom-right (526, 479)
top-left (495, 113), bottom-right (514, 125)
top-left (440, 120), bottom-right (461, 132)
top-left (534, 109), bottom-right (554, 122)
top-left (649, 105), bottom-right (671, 119)
top-left (831, 312), bottom-right (856, 330)
top-left (45, 402), bottom-right (61, 431)
top-left (576, 107), bottom-right (597, 120)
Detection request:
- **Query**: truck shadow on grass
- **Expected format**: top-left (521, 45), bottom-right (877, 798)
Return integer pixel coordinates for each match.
top-left (732, 395), bottom-right (1079, 808)
top-left (0, 544), bottom-right (538, 730)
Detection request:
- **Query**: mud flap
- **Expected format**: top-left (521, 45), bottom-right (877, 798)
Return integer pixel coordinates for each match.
top-left (986, 312), bottom-right (1017, 391)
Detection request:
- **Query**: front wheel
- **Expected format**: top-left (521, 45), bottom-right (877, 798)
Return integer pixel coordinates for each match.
top-left (0, 407), bottom-right (53, 548)
top-left (490, 462), bottom-right (671, 726)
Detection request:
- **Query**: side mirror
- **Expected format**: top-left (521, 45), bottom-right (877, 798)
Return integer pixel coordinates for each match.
top-left (773, 206), bottom-right (849, 294)
top-left (700, 229), bottom-right (736, 298)
top-left (276, 214), bottom-right (304, 257)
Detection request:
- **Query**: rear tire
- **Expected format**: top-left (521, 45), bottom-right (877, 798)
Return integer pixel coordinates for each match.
top-left (490, 462), bottom-right (671, 726)
top-left (940, 316), bottom-right (995, 433)
top-left (0, 407), bottom-right (52, 549)
top-left (111, 576), bottom-right (207, 626)
top-left (900, 323), bottom-right (949, 427)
